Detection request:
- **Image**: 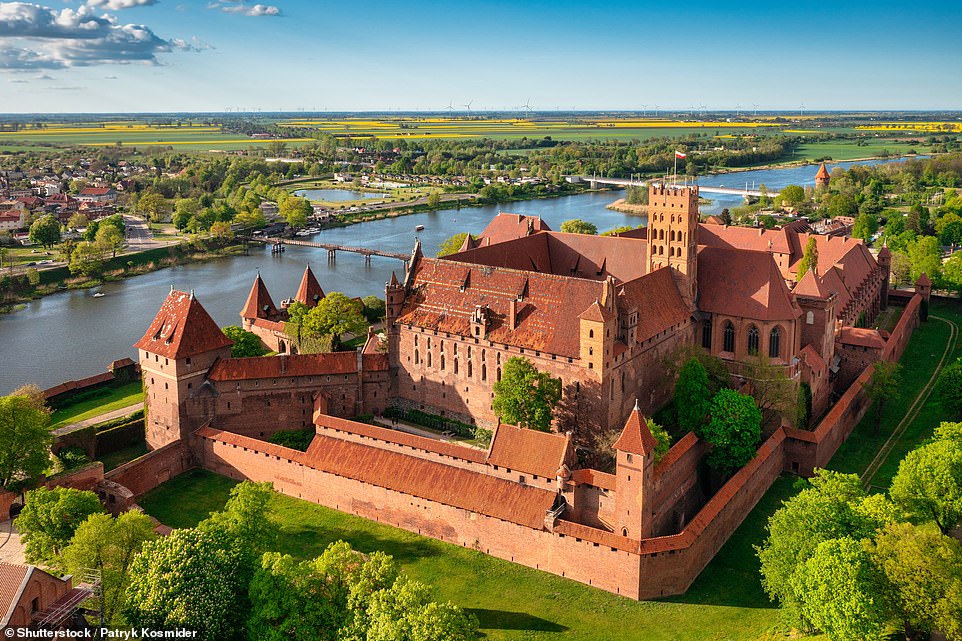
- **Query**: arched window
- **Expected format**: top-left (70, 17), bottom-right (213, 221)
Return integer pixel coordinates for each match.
top-left (702, 320), bottom-right (712, 349)
top-left (453, 358), bottom-right (458, 374)
top-left (806, 311), bottom-right (814, 325)
top-left (427, 337), bottom-right (431, 350)
top-left (747, 326), bottom-right (759, 355)
top-left (414, 350), bottom-right (419, 365)
top-left (723, 321), bottom-right (735, 352)
top-left (497, 367), bottom-right (502, 382)
top-left (440, 355), bottom-right (445, 370)
top-left (481, 364), bottom-right (487, 381)
top-left (414, 335), bottom-right (418, 347)
top-left (467, 360), bottom-right (472, 377)
top-left (769, 327), bottom-right (781, 359)
top-left (670, 230), bottom-right (676, 241)
top-left (589, 329), bottom-right (594, 338)
top-left (427, 351), bottom-right (432, 367)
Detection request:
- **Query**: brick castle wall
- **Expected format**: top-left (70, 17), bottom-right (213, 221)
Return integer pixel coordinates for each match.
top-left (104, 441), bottom-right (192, 497)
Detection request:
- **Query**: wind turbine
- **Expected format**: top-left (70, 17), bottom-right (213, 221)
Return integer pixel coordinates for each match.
top-left (799, 103), bottom-right (805, 118)
top-left (462, 100), bottom-right (474, 113)
top-left (446, 100), bottom-right (455, 114)
top-left (699, 104), bottom-right (708, 116)
top-left (520, 98), bottom-right (533, 119)
top-left (752, 103), bottom-right (759, 116)
top-left (735, 104), bottom-right (741, 116)
top-left (641, 104), bottom-right (648, 116)
top-left (653, 104), bottom-right (660, 115)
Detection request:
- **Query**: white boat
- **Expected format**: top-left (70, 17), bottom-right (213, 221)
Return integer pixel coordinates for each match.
top-left (415, 225), bottom-right (425, 232)
top-left (92, 292), bottom-right (105, 298)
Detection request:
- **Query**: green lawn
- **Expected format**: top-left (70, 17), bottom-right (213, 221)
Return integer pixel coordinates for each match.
top-left (140, 468), bottom-right (786, 641)
top-left (98, 442), bottom-right (150, 472)
top-left (792, 140), bottom-right (927, 162)
top-left (48, 381), bottom-right (144, 429)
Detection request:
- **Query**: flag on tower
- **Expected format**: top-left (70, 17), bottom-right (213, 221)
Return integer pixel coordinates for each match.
top-left (675, 150), bottom-right (687, 159)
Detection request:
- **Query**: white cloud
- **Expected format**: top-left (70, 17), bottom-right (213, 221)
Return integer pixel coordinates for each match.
top-left (208, 1), bottom-right (280, 16)
top-left (85, 0), bottom-right (157, 9)
top-left (0, 1), bottom-right (191, 70)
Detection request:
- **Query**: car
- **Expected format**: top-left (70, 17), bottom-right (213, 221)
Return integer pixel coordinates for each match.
top-left (26, 261), bottom-right (36, 266)
top-left (37, 260), bottom-right (53, 265)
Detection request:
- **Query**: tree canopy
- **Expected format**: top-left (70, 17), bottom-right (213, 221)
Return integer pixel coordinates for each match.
top-left (699, 389), bottom-right (761, 475)
top-left (16, 487), bottom-right (104, 565)
top-left (436, 233), bottom-right (472, 257)
top-left (29, 214), bottom-right (61, 248)
top-left (302, 292), bottom-right (367, 349)
top-left (862, 361), bottom-right (902, 434)
top-left (281, 195), bottom-right (311, 229)
top-left (890, 424), bottom-right (962, 533)
top-left (0, 391), bottom-right (52, 490)
top-left (674, 358), bottom-right (711, 433)
top-left (492, 357), bottom-right (562, 432)
top-left (223, 325), bottom-right (269, 358)
top-left (796, 236), bottom-right (819, 278)
top-left (936, 359), bottom-right (962, 420)
top-left (559, 219), bottom-right (598, 235)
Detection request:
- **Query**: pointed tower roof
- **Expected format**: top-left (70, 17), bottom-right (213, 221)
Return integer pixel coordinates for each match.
top-left (793, 268), bottom-right (832, 299)
top-left (294, 264), bottom-right (324, 307)
top-left (388, 271), bottom-right (401, 288)
top-left (613, 401), bottom-right (658, 456)
top-left (135, 290), bottom-right (232, 359)
top-left (578, 298), bottom-right (613, 323)
top-left (916, 271), bottom-right (931, 286)
top-left (815, 162), bottom-right (830, 181)
top-left (241, 273), bottom-right (278, 319)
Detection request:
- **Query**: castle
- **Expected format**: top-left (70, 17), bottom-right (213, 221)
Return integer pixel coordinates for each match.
top-left (132, 183), bottom-right (916, 599)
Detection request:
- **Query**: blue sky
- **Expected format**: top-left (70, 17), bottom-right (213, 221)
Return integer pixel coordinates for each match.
top-left (2, 0), bottom-right (961, 113)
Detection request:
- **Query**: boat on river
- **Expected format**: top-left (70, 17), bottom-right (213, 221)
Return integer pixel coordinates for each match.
top-left (415, 225), bottom-right (425, 232)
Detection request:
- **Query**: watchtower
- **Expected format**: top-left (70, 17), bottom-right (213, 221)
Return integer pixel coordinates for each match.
top-left (646, 183), bottom-right (699, 309)
top-left (612, 402), bottom-right (657, 540)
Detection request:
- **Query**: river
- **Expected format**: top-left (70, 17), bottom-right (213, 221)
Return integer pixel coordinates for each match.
top-left (0, 157), bottom-right (914, 393)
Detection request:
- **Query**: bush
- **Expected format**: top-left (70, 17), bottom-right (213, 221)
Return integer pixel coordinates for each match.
top-left (268, 429), bottom-right (314, 452)
top-left (56, 446), bottom-right (91, 471)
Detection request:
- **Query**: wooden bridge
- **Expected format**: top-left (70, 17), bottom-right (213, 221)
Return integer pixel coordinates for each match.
top-left (248, 236), bottom-right (410, 265)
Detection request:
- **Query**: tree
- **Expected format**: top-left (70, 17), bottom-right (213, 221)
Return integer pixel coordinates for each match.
top-left (942, 252), bottom-right (962, 296)
top-left (778, 184), bottom-right (806, 207)
top-left (852, 213), bottom-right (879, 241)
top-left (29, 214), bottom-right (61, 248)
top-left (674, 358), bottom-right (711, 433)
top-left (890, 435), bottom-right (962, 533)
top-left (68, 240), bottom-right (106, 277)
top-left (173, 197), bottom-right (201, 230)
top-left (742, 356), bottom-right (798, 427)
top-left (62, 511), bottom-right (157, 624)
top-left (366, 576), bottom-right (477, 641)
top-left (935, 359), bottom-right (962, 420)
top-left (361, 295), bottom-right (386, 323)
top-left (223, 325), bottom-right (268, 358)
top-left (757, 470), bottom-right (893, 627)
top-left (647, 418), bottom-right (671, 464)
top-left (560, 219), bottom-right (598, 235)
top-left (209, 221), bottom-right (234, 242)
top-left (871, 521), bottom-right (962, 640)
top-left (907, 235), bottom-right (942, 282)
top-left (719, 208), bottom-right (732, 225)
top-left (281, 196), bottom-right (311, 229)
top-left (0, 392), bottom-right (52, 490)
top-left (827, 193), bottom-right (858, 218)
top-left (791, 537), bottom-right (892, 641)
top-left (66, 212), bottom-right (88, 230)
top-left (15, 487), bottom-right (103, 565)
top-left (137, 192), bottom-right (171, 222)
top-left (862, 361), bottom-right (902, 435)
top-left (699, 389), bottom-right (761, 475)
top-left (304, 292), bottom-right (367, 349)
top-left (95, 223), bottom-right (124, 258)
top-left (436, 233), bottom-right (472, 257)
top-left (426, 191), bottom-right (441, 208)
top-left (492, 357), bottom-right (562, 432)
top-left (796, 236), bottom-right (819, 278)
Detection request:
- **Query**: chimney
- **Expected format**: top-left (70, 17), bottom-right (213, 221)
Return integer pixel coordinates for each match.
top-left (508, 299), bottom-right (517, 331)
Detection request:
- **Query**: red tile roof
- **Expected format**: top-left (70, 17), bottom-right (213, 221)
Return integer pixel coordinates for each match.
top-left (486, 423), bottom-right (573, 478)
top-left (294, 265), bottom-right (324, 307)
top-left (0, 562), bottom-right (29, 625)
top-left (916, 272), bottom-right (931, 286)
top-left (134, 290), bottom-right (233, 359)
top-left (79, 187), bottom-right (111, 195)
top-left (241, 273), bottom-right (279, 320)
top-left (397, 257), bottom-right (607, 358)
top-left (569, 468), bottom-right (616, 490)
top-left (799, 344), bottom-right (826, 371)
top-left (839, 327), bottom-right (887, 349)
top-left (793, 269), bottom-right (832, 299)
top-left (617, 269), bottom-right (690, 343)
top-left (207, 352), bottom-right (357, 381)
top-left (477, 212), bottom-right (551, 245)
top-left (613, 406), bottom-right (658, 456)
top-left (697, 247), bottom-right (801, 321)
top-left (315, 414), bottom-right (487, 463)
top-left (198, 427), bottom-right (557, 529)
top-left (815, 162), bottom-right (830, 180)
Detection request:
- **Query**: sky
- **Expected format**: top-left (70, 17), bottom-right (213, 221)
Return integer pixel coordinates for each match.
top-left (1, 0), bottom-right (961, 113)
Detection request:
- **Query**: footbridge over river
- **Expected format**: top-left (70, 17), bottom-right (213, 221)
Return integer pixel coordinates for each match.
top-left (246, 236), bottom-right (410, 265)
top-left (574, 176), bottom-right (766, 199)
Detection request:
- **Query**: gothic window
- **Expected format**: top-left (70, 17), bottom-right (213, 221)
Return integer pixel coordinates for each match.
top-left (497, 367), bottom-right (502, 382)
top-left (441, 355), bottom-right (445, 370)
top-left (748, 326), bottom-right (759, 355)
top-left (453, 358), bottom-right (458, 374)
top-left (481, 364), bottom-right (487, 381)
top-left (467, 360), bottom-right (472, 377)
top-left (427, 337), bottom-right (431, 350)
top-left (723, 321), bottom-right (735, 352)
top-left (427, 351), bottom-right (432, 367)
top-left (414, 335), bottom-right (418, 347)
top-left (670, 230), bottom-right (675, 241)
top-left (414, 350), bottom-right (419, 364)
top-left (481, 349), bottom-right (486, 362)
top-left (769, 327), bottom-right (781, 359)
top-left (589, 329), bottom-right (594, 338)
top-left (806, 311), bottom-right (814, 325)
top-left (702, 320), bottom-right (712, 349)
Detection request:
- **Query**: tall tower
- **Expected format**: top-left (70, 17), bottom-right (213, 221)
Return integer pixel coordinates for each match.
top-left (135, 289), bottom-right (233, 449)
top-left (815, 162), bottom-right (831, 190)
top-left (646, 183), bottom-right (699, 309)
top-left (613, 401), bottom-right (657, 540)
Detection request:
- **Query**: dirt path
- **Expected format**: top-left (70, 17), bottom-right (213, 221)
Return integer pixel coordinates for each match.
top-left (52, 402), bottom-right (143, 437)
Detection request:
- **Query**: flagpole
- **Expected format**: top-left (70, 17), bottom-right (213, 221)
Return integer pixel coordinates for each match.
top-left (673, 153), bottom-right (677, 186)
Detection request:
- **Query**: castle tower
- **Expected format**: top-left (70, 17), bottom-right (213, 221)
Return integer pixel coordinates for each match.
top-left (294, 264), bottom-right (325, 307)
top-left (815, 163), bottom-right (830, 189)
top-left (578, 298), bottom-right (614, 376)
top-left (385, 272), bottom-right (405, 388)
top-left (646, 183), bottom-right (699, 309)
top-left (240, 272), bottom-right (279, 331)
top-left (135, 289), bottom-right (233, 449)
top-left (613, 401), bottom-right (657, 540)
top-left (877, 245), bottom-right (891, 310)
top-left (915, 272), bottom-right (931, 321)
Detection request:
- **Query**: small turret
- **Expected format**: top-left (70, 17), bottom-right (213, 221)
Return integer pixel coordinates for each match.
top-left (612, 400), bottom-right (656, 540)
top-left (815, 162), bottom-right (831, 189)
top-left (916, 272), bottom-right (931, 321)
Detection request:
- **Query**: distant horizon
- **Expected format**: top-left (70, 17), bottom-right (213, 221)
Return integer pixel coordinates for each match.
top-left (0, 110), bottom-right (961, 118)
top-left (2, 1), bottom-right (961, 112)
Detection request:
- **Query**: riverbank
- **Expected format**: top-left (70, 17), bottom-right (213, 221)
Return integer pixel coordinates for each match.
top-left (605, 198), bottom-right (648, 215)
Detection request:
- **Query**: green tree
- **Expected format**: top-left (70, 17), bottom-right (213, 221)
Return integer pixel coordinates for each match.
top-left (791, 537), bottom-right (892, 641)
top-left (871, 521), bottom-right (962, 640)
top-left (492, 357), bottom-right (562, 432)
top-left (560, 219), bottom-right (598, 235)
top-left (890, 433), bottom-right (962, 533)
top-left (852, 213), bottom-right (879, 241)
top-left (362, 295), bottom-right (386, 323)
top-left (209, 220), bottom-right (235, 242)
top-left (862, 361), bottom-right (902, 435)
top-left (68, 240), bottom-right (106, 277)
top-left (66, 212), bottom-right (89, 230)
top-left (62, 511), bottom-right (157, 624)
top-left (137, 192), bottom-right (171, 222)
top-left (907, 235), bottom-right (942, 282)
top-left (647, 418), bottom-right (671, 464)
top-left (796, 236), bottom-right (819, 278)
top-left (699, 389), bottom-right (761, 475)
top-left (95, 223), bottom-right (124, 258)
top-left (281, 196), bottom-right (311, 229)
top-left (674, 358), bottom-right (711, 433)
top-left (173, 197), bottom-right (200, 230)
top-left (600, 225), bottom-right (636, 236)
top-left (15, 487), bottom-right (103, 564)
top-left (426, 191), bottom-right (441, 208)
top-left (223, 325), bottom-right (268, 358)
top-left (29, 214), bottom-right (61, 248)
top-left (935, 360), bottom-right (962, 420)
top-left (942, 252), bottom-right (962, 296)
top-left (436, 233), bottom-right (472, 257)
top-left (757, 470), bottom-right (892, 626)
top-left (366, 576), bottom-right (478, 641)
top-left (0, 392), bottom-right (52, 490)
top-left (778, 184), bottom-right (806, 207)
top-left (303, 292), bottom-right (367, 349)
top-left (827, 193), bottom-right (858, 218)
top-left (719, 208), bottom-right (732, 225)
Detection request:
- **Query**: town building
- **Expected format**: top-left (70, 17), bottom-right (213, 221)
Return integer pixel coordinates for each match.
top-left (0, 562), bottom-right (73, 631)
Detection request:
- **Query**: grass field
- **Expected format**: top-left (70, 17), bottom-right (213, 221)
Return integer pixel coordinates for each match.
top-left (48, 380), bottom-right (144, 429)
top-left (288, 179), bottom-right (442, 209)
top-left (136, 299), bottom-right (962, 641)
top-left (792, 139), bottom-right (928, 161)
